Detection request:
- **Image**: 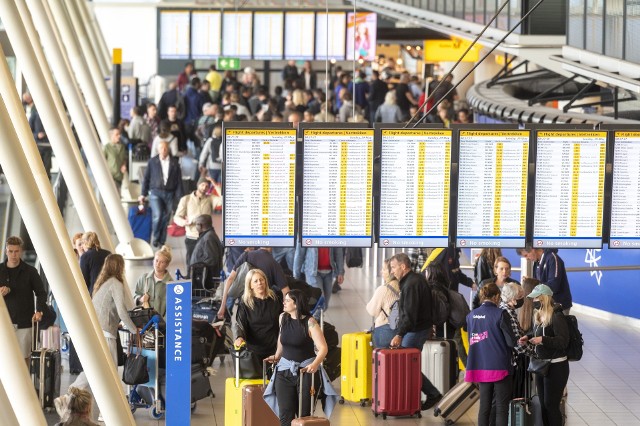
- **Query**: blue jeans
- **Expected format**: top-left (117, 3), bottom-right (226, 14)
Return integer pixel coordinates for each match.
top-left (293, 246), bottom-right (317, 287)
top-left (373, 324), bottom-right (395, 349)
top-left (148, 189), bottom-right (174, 245)
top-left (314, 270), bottom-right (334, 311)
top-left (272, 248), bottom-right (295, 271)
top-left (402, 329), bottom-right (441, 399)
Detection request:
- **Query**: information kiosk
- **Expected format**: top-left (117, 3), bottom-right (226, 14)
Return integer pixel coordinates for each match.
top-left (223, 123), bottom-right (297, 247)
top-left (300, 124), bottom-right (374, 247)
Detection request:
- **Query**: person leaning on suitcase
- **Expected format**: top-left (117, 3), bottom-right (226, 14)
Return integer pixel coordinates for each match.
top-left (388, 253), bottom-right (443, 411)
top-left (465, 283), bottom-right (518, 426)
top-left (0, 236), bottom-right (47, 365)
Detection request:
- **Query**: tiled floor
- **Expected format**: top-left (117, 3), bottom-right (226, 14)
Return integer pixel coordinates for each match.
top-left (49, 212), bottom-right (640, 425)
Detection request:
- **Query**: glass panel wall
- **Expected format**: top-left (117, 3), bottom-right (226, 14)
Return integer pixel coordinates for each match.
top-left (454, 0), bottom-right (465, 18)
top-left (585, 0), bottom-right (604, 53)
top-left (604, 0), bottom-right (624, 59)
top-left (627, 3), bottom-right (640, 64)
top-left (567, 0), bottom-right (585, 49)
top-left (509, 0), bottom-right (522, 34)
top-left (497, 0), bottom-right (510, 30)
top-left (475, 0), bottom-right (485, 24)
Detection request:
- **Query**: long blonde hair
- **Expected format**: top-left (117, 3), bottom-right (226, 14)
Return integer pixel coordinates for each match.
top-left (82, 231), bottom-right (101, 250)
top-left (55, 386), bottom-right (93, 423)
top-left (92, 254), bottom-right (125, 296)
top-left (242, 269), bottom-right (276, 310)
top-left (533, 294), bottom-right (555, 328)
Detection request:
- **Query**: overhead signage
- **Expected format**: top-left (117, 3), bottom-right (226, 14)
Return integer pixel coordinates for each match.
top-left (316, 12), bottom-right (346, 60)
top-left (379, 128), bottom-right (452, 247)
top-left (216, 57), bottom-right (241, 71)
top-left (302, 128), bottom-right (374, 247)
top-left (222, 12), bottom-right (253, 59)
top-left (166, 280), bottom-right (192, 424)
top-left (610, 131), bottom-right (640, 248)
top-left (253, 12), bottom-right (284, 60)
top-left (284, 12), bottom-right (315, 60)
top-left (424, 38), bottom-right (480, 62)
top-left (533, 131), bottom-right (607, 248)
top-left (224, 127), bottom-right (297, 247)
top-left (456, 130), bottom-right (530, 248)
top-left (159, 11), bottom-right (190, 59)
top-left (191, 11), bottom-right (221, 59)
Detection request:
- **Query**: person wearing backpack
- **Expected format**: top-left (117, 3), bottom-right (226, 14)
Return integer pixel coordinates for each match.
top-left (366, 258), bottom-right (400, 348)
top-left (518, 284), bottom-right (570, 426)
top-left (198, 122), bottom-right (223, 183)
top-left (389, 253), bottom-right (443, 410)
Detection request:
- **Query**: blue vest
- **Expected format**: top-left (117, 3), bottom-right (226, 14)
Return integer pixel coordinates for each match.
top-left (465, 301), bottom-right (512, 383)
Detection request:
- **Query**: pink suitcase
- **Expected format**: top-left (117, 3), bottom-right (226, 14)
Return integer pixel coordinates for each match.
top-left (372, 347), bottom-right (422, 419)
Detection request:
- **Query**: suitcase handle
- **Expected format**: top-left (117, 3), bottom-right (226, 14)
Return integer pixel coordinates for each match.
top-left (298, 370), bottom-right (317, 418)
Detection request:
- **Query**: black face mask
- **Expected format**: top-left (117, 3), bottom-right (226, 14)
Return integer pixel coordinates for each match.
top-left (514, 298), bottom-right (524, 309)
top-left (533, 301), bottom-right (542, 310)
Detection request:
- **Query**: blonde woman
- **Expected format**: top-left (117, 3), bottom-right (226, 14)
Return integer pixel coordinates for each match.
top-left (233, 269), bottom-right (283, 363)
top-left (54, 387), bottom-right (98, 426)
top-left (366, 258), bottom-right (400, 348)
top-left (519, 284), bottom-right (569, 426)
top-left (79, 232), bottom-right (110, 294)
top-left (134, 245), bottom-right (172, 319)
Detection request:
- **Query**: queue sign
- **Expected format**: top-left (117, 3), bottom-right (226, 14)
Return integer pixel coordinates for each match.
top-left (302, 128), bottom-right (374, 247)
top-left (610, 131), bottom-right (640, 248)
top-left (533, 131), bottom-right (607, 248)
top-left (456, 130), bottom-right (530, 248)
top-left (224, 127), bottom-right (297, 247)
top-left (379, 128), bottom-right (451, 247)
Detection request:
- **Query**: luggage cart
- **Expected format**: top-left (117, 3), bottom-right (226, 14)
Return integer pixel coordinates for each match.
top-left (123, 315), bottom-right (168, 420)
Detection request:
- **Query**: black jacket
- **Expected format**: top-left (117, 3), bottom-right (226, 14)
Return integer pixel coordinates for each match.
top-left (80, 248), bottom-right (111, 295)
top-left (395, 271), bottom-right (433, 337)
top-left (141, 155), bottom-right (183, 197)
top-left (190, 228), bottom-right (224, 276)
top-left (0, 261), bottom-right (47, 328)
top-left (528, 305), bottom-right (569, 360)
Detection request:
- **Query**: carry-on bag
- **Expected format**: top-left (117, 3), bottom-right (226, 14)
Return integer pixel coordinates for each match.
top-left (509, 368), bottom-right (543, 426)
top-left (423, 328), bottom-right (459, 395)
top-left (30, 321), bottom-right (61, 410)
top-left (225, 348), bottom-right (264, 425)
top-left (291, 371), bottom-right (330, 426)
top-left (190, 364), bottom-right (214, 403)
top-left (128, 204), bottom-right (152, 242)
top-left (339, 332), bottom-right (372, 406)
top-left (433, 380), bottom-right (480, 424)
top-left (372, 347), bottom-right (422, 419)
top-left (243, 361), bottom-right (279, 425)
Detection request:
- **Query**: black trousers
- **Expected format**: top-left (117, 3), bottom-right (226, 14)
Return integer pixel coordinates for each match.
top-left (478, 375), bottom-right (512, 426)
top-left (536, 360), bottom-right (569, 426)
top-left (274, 370), bottom-right (320, 426)
top-left (185, 237), bottom-right (198, 272)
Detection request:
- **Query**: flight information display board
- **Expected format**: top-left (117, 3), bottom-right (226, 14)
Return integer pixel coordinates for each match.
top-left (379, 129), bottom-right (451, 247)
top-left (285, 12), bottom-right (315, 60)
top-left (253, 12), bottom-right (284, 60)
top-left (533, 131), bottom-right (607, 248)
top-left (191, 11), bottom-right (221, 59)
top-left (315, 12), bottom-right (346, 60)
top-left (222, 12), bottom-right (253, 59)
top-left (302, 128), bottom-right (374, 247)
top-left (159, 11), bottom-right (190, 59)
top-left (609, 131), bottom-right (640, 248)
top-left (456, 130), bottom-right (529, 248)
top-left (224, 128), bottom-right (297, 247)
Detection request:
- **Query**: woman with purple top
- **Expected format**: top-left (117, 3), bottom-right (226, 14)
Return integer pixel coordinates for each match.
top-left (465, 283), bottom-right (518, 426)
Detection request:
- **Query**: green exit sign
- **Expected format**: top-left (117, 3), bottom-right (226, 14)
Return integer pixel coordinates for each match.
top-left (217, 57), bottom-right (241, 71)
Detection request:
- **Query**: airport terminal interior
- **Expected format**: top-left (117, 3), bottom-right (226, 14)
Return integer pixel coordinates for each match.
top-left (1, 0), bottom-right (640, 425)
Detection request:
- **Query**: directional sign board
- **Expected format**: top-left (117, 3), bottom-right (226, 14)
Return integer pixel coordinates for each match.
top-left (217, 57), bottom-right (241, 71)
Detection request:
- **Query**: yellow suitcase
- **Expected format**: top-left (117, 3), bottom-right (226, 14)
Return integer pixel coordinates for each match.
top-left (458, 328), bottom-right (469, 371)
top-left (224, 376), bottom-right (263, 425)
top-left (339, 332), bottom-right (372, 406)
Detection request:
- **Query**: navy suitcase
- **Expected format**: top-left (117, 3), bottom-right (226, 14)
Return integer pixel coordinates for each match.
top-left (128, 205), bottom-right (152, 242)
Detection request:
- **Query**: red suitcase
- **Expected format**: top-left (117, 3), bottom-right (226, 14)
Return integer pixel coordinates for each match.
top-left (372, 347), bottom-right (422, 420)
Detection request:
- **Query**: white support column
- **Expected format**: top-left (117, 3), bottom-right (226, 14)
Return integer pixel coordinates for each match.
top-left (27, 0), bottom-right (151, 258)
top-left (80, 0), bottom-right (111, 76)
top-left (76, 0), bottom-right (109, 76)
top-left (0, 0), bottom-right (114, 253)
top-left (0, 91), bottom-right (136, 426)
top-left (0, 377), bottom-right (24, 426)
top-left (0, 298), bottom-right (46, 426)
top-left (62, 0), bottom-right (113, 119)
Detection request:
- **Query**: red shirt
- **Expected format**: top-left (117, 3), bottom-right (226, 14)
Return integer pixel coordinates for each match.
top-left (317, 248), bottom-right (331, 271)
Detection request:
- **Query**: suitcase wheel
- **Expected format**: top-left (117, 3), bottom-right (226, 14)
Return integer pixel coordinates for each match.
top-left (446, 420), bottom-right (454, 425)
top-left (191, 402), bottom-right (197, 412)
top-left (339, 397), bottom-right (345, 405)
top-left (360, 400), bottom-right (367, 407)
top-left (150, 407), bottom-right (164, 420)
top-left (417, 412), bottom-right (422, 418)
top-left (434, 407), bottom-right (441, 417)
top-left (382, 413), bottom-right (387, 420)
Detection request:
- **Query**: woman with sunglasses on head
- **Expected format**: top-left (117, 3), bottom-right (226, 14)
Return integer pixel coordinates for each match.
top-left (264, 289), bottom-right (328, 425)
top-left (519, 284), bottom-right (569, 426)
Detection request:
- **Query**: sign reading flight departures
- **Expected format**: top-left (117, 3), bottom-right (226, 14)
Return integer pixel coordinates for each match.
top-left (609, 131), bottom-right (640, 248)
top-left (379, 128), bottom-right (451, 247)
top-left (223, 127), bottom-right (296, 247)
top-left (302, 128), bottom-right (374, 247)
top-left (456, 130), bottom-right (530, 248)
top-left (533, 131), bottom-right (607, 248)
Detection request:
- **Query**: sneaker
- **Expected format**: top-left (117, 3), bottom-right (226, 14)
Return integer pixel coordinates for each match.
top-left (421, 394), bottom-right (442, 411)
top-left (331, 281), bottom-right (341, 294)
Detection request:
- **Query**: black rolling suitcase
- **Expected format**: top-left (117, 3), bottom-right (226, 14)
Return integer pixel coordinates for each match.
top-left (509, 368), bottom-right (543, 426)
top-left (30, 323), bottom-right (61, 410)
top-left (190, 364), bottom-right (214, 402)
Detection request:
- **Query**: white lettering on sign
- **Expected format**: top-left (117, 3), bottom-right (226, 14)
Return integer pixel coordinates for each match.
top-left (174, 299), bottom-right (184, 361)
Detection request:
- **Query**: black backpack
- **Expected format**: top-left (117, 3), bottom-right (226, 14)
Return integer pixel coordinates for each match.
top-left (429, 282), bottom-right (451, 327)
top-left (564, 314), bottom-right (584, 361)
top-left (345, 248), bottom-right (363, 268)
top-left (208, 137), bottom-right (223, 164)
